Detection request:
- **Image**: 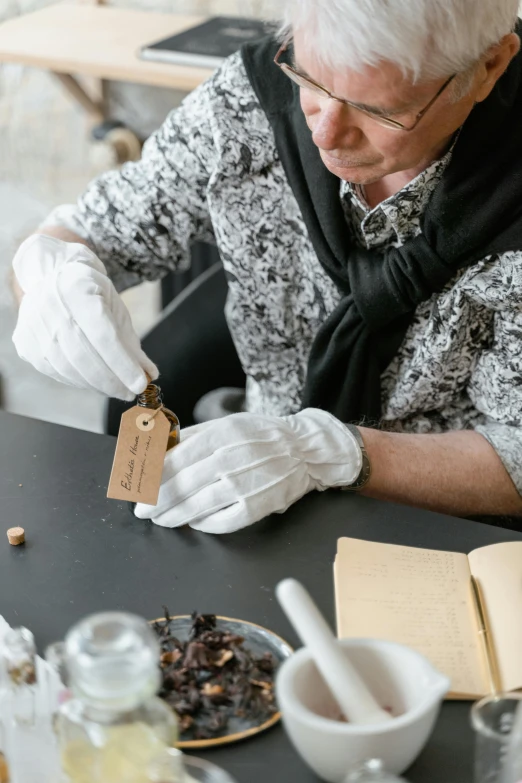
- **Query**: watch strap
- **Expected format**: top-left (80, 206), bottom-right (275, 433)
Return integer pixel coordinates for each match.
top-left (343, 424), bottom-right (372, 491)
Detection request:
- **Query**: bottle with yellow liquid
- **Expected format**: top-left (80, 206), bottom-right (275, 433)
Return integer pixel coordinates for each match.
top-left (55, 612), bottom-right (178, 783)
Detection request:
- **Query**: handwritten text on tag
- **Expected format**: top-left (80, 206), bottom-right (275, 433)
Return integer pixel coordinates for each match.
top-left (107, 406), bottom-right (169, 505)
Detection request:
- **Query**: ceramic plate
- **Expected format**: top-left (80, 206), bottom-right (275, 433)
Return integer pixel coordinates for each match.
top-left (151, 614), bottom-right (293, 749)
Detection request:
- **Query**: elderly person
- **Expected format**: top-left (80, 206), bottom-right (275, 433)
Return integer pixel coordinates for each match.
top-left (11, 0), bottom-right (522, 533)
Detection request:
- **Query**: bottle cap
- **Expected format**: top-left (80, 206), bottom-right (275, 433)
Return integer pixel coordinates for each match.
top-left (65, 612), bottom-right (160, 711)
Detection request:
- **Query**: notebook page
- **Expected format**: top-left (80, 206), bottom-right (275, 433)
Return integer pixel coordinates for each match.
top-left (335, 538), bottom-right (487, 698)
top-left (468, 541), bottom-right (522, 692)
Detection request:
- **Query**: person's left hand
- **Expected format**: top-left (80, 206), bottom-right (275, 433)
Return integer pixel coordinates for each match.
top-left (134, 408), bottom-right (362, 534)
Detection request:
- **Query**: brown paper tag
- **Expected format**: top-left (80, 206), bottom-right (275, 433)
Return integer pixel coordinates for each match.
top-left (107, 406), bottom-right (170, 505)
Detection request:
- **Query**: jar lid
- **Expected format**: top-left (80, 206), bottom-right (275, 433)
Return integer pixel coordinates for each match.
top-left (65, 612), bottom-right (160, 710)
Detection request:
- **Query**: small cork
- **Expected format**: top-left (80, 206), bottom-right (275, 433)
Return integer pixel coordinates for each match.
top-left (7, 527), bottom-right (25, 546)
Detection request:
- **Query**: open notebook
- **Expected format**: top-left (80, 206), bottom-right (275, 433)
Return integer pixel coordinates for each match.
top-left (334, 537), bottom-right (522, 699)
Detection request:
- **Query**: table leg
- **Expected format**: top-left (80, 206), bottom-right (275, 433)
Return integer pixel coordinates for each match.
top-left (53, 72), bottom-right (104, 123)
top-left (54, 0), bottom-right (141, 163)
top-left (86, 0), bottom-right (107, 114)
top-left (100, 76), bottom-right (111, 122)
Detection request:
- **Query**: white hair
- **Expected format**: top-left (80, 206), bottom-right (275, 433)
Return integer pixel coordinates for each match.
top-left (278, 0), bottom-right (520, 82)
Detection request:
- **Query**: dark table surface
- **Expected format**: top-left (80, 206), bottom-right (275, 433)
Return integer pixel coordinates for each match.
top-left (1, 409), bottom-right (521, 782)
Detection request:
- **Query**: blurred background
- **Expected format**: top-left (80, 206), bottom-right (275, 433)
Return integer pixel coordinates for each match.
top-left (0, 0), bottom-right (272, 432)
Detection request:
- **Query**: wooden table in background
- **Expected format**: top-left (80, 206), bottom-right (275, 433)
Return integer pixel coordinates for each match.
top-left (0, 1), bottom-right (214, 123)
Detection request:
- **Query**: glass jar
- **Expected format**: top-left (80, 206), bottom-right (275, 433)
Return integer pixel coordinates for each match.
top-left (2, 627), bottom-right (37, 726)
top-left (471, 693), bottom-right (522, 783)
top-left (55, 612), bottom-right (177, 783)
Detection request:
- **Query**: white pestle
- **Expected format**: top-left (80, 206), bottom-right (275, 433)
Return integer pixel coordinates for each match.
top-left (276, 578), bottom-right (393, 726)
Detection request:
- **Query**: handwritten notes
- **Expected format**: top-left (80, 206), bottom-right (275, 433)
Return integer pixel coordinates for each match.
top-left (107, 406), bottom-right (170, 505)
top-left (468, 541), bottom-right (522, 693)
top-left (334, 538), bottom-right (486, 698)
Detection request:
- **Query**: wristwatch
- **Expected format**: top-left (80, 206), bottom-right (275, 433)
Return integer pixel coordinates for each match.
top-left (343, 424), bottom-right (372, 491)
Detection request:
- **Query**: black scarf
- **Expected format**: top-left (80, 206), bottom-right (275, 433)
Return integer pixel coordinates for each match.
top-left (242, 30), bottom-right (522, 423)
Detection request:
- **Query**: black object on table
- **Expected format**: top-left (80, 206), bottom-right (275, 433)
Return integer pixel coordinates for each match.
top-left (1, 410), bottom-right (521, 782)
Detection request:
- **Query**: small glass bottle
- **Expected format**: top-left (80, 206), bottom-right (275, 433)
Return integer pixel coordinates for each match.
top-left (137, 382), bottom-right (180, 452)
top-left (0, 720), bottom-right (9, 783)
top-left (0, 753), bottom-right (8, 783)
top-left (344, 759), bottom-right (407, 782)
top-left (2, 627), bottom-right (37, 726)
top-left (55, 611), bottom-right (178, 783)
top-left (44, 641), bottom-right (72, 725)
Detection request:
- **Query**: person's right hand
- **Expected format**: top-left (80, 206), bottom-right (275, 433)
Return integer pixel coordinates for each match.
top-left (12, 234), bottom-right (158, 400)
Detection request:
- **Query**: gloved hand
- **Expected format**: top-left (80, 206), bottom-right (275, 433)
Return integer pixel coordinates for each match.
top-left (12, 234), bottom-right (158, 400)
top-left (134, 408), bottom-right (363, 534)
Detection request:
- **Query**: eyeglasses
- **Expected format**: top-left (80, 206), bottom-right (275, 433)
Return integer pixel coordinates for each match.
top-left (274, 43), bottom-right (456, 132)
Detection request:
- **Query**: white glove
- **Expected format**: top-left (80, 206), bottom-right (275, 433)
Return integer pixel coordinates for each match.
top-left (135, 408), bottom-right (362, 534)
top-left (12, 234), bottom-right (158, 400)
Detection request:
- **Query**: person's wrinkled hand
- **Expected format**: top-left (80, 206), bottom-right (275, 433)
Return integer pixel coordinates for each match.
top-left (12, 234), bottom-right (158, 400)
top-left (134, 408), bottom-right (362, 534)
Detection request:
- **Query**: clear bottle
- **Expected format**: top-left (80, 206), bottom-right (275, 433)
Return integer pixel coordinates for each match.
top-left (137, 382), bottom-right (180, 452)
top-left (344, 759), bottom-right (407, 782)
top-left (2, 627), bottom-right (37, 726)
top-left (55, 611), bottom-right (178, 783)
top-left (44, 641), bottom-right (72, 726)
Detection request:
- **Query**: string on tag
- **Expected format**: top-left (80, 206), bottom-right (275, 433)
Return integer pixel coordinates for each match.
top-left (143, 405), bottom-right (165, 425)
top-left (140, 373), bottom-right (166, 426)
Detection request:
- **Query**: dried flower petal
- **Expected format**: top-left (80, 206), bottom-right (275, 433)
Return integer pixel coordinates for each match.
top-left (201, 683), bottom-right (224, 696)
top-left (161, 650), bottom-right (183, 665)
top-left (184, 642), bottom-right (210, 669)
top-left (250, 679), bottom-right (273, 691)
top-left (214, 649), bottom-right (234, 667)
top-left (179, 714), bottom-right (194, 732)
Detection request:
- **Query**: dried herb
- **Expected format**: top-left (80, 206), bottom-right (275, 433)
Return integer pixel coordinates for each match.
top-left (7, 661), bottom-right (36, 686)
top-left (153, 610), bottom-right (277, 740)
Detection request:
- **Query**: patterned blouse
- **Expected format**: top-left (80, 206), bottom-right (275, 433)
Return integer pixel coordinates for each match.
top-left (46, 52), bottom-right (522, 495)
